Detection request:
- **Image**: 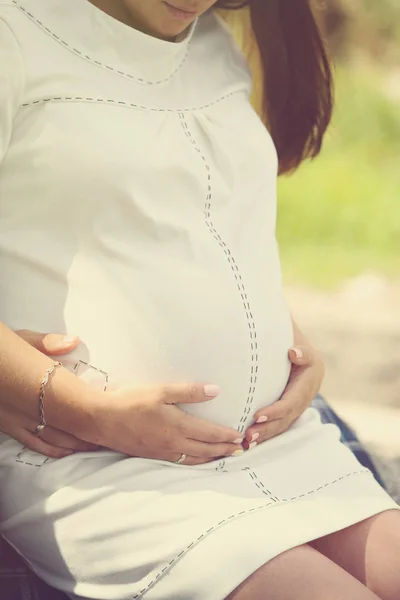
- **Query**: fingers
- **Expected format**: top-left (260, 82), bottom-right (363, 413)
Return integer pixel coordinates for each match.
top-left (15, 329), bottom-right (80, 356)
top-left (17, 430), bottom-right (75, 459)
top-left (245, 397), bottom-right (303, 446)
top-left (242, 418), bottom-right (290, 449)
top-left (247, 358), bottom-right (324, 446)
top-left (40, 427), bottom-right (100, 452)
top-left (252, 355), bottom-right (317, 425)
top-left (179, 410), bottom-right (243, 445)
top-left (159, 453), bottom-right (239, 466)
top-left (158, 408), bottom-right (242, 457)
top-left (243, 425), bottom-right (262, 446)
top-left (184, 439), bottom-right (243, 459)
top-left (162, 385), bottom-right (244, 445)
top-left (164, 383), bottom-right (221, 405)
top-left (288, 346), bottom-right (314, 366)
top-left (253, 396), bottom-right (295, 424)
top-left (169, 454), bottom-right (215, 466)
top-left (252, 375), bottom-right (313, 426)
top-left (16, 426), bottom-right (99, 459)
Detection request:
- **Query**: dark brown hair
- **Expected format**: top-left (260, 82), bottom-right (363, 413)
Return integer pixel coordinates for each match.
top-left (216, 0), bottom-right (334, 174)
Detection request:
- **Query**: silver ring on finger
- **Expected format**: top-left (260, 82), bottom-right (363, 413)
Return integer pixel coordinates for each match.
top-left (174, 453), bottom-right (186, 464)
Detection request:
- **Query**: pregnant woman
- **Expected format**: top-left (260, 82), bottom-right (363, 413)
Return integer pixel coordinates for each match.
top-left (0, 1), bottom-right (399, 599)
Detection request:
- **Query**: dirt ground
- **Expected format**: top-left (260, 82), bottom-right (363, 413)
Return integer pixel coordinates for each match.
top-left (285, 273), bottom-right (400, 500)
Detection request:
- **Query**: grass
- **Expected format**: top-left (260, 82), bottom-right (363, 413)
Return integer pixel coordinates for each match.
top-left (276, 66), bottom-right (400, 288)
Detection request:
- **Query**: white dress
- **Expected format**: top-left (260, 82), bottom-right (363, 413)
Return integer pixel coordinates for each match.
top-left (0, 1), bottom-right (397, 598)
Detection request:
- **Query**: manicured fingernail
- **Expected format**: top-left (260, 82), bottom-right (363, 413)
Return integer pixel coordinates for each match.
top-left (256, 415), bottom-right (268, 423)
top-left (52, 336), bottom-right (77, 350)
top-left (249, 442), bottom-right (258, 450)
top-left (231, 449), bottom-right (244, 457)
top-left (63, 336), bottom-right (78, 344)
top-left (251, 432), bottom-right (260, 442)
top-left (204, 385), bottom-right (220, 398)
top-left (233, 438), bottom-right (243, 444)
top-left (291, 347), bottom-right (303, 359)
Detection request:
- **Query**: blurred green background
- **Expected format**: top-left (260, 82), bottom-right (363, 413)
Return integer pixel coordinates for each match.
top-left (277, 0), bottom-right (400, 287)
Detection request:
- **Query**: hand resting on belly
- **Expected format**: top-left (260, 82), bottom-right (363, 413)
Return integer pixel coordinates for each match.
top-left (1, 325), bottom-right (324, 464)
top-left (0, 326), bottom-right (243, 466)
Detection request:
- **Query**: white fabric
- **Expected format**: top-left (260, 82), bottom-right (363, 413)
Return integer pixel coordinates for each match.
top-left (0, 1), bottom-right (397, 598)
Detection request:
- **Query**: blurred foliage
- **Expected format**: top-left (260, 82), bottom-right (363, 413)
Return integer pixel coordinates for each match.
top-left (277, 0), bottom-right (400, 287)
top-left (223, 2), bottom-right (400, 287)
top-left (277, 67), bottom-right (400, 287)
top-left (321, 0), bottom-right (400, 63)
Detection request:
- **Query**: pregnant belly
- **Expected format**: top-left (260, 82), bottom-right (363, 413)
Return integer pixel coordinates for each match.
top-left (60, 254), bottom-right (292, 432)
top-left (3, 252), bottom-right (293, 432)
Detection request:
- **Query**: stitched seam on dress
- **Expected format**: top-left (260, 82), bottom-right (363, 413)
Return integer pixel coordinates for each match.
top-left (72, 360), bottom-right (109, 392)
top-left (15, 455), bottom-right (50, 467)
top-left (19, 91), bottom-right (240, 112)
top-left (178, 112), bottom-right (259, 442)
top-left (242, 466), bottom-right (280, 501)
top-left (130, 469), bottom-right (371, 598)
top-left (12, 0), bottom-right (190, 86)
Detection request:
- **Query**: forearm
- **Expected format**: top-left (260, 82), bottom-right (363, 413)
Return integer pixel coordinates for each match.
top-left (0, 322), bottom-right (96, 439)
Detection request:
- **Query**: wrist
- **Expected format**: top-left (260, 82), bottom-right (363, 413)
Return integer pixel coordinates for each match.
top-left (44, 366), bottom-right (102, 442)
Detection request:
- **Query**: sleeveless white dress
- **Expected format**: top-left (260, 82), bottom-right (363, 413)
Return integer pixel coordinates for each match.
top-left (0, 1), bottom-right (397, 598)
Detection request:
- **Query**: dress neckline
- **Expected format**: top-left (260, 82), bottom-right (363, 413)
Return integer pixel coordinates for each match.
top-left (14, 0), bottom-right (197, 85)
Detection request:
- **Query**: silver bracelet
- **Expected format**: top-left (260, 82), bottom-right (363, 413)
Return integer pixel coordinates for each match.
top-left (34, 362), bottom-right (62, 437)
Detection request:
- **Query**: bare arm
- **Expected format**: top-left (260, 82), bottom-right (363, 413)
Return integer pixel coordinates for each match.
top-left (0, 323), bottom-right (243, 464)
top-left (0, 322), bottom-right (97, 443)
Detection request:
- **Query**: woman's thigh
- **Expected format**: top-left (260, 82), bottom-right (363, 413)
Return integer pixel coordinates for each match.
top-left (310, 509), bottom-right (400, 600)
top-left (226, 544), bottom-right (380, 600)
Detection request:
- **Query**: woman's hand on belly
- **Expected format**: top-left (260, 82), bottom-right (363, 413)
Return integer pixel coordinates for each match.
top-left (243, 336), bottom-right (325, 450)
top-left (16, 330), bottom-right (244, 465)
top-left (93, 383), bottom-right (244, 465)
